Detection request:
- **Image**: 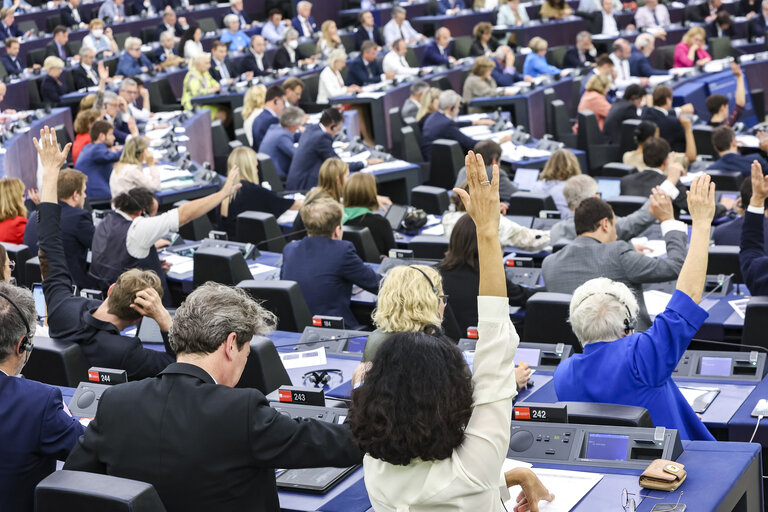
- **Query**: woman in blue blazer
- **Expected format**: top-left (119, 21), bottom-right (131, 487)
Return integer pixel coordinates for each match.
top-left (40, 56), bottom-right (68, 106)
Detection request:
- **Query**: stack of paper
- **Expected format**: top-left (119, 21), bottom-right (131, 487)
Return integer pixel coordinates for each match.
top-left (502, 461), bottom-right (603, 512)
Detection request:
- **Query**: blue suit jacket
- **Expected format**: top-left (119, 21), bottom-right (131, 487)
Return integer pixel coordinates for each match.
top-left (741, 210), bottom-right (768, 294)
top-left (281, 236), bottom-right (381, 328)
top-left (553, 290), bottom-right (714, 441)
top-left (0, 21), bottom-right (22, 40)
top-left (708, 152), bottom-right (768, 176)
top-left (1, 54), bottom-right (22, 75)
top-left (353, 25), bottom-right (385, 50)
top-left (420, 41), bottom-right (456, 67)
top-left (749, 14), bottom-right (768, 38)
top-left (0, 373), bottom-right (85, 512)
top-left (40, 75), bottom-right (67, 106)
top-left (286, 124), bottom-right (364, 190)
top-left (491, 60), bottom-right (523, 86)
top-left (628, 47), bottom-right (667, 77)
top-left (437, 0), bottom-right (466, 13)
top-left (116, 51), bottom-right (152, 77)
top-left (260, 124), bottom-right (295, 178)
top-left (346, 55), bottom-right (383, 86)
top-left (75, 143), bottom-right (122, 198)
top-left (251, 109), bottom-right (279, 150)
top-left (421, 111), bottom-right (478, 161)
top-left (291, 15), bottom-right (316, 34)
top-left (152, 45), bottom-right (179, 64)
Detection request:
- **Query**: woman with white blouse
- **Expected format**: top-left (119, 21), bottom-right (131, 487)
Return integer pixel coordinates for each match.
top-left (109, 137), bottom-right (161, 199)
top-left (497, 0), bottom-right (530, 25)
top-left (348, 151), bottom-right (555, 512)
top-left (81, 18), bottom-right (119, 56)
top-left (317, 48), bottom-right (361, 103)
top-left (180, 25), bottom-right (203, 59)
top-left (316, 19), bottom-right (343, 58)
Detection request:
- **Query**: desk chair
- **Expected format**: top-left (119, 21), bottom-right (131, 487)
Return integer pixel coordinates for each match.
top-left (1, 242), bottom-right (30, 286)
top-left (411, 185), bottom-right (450, 215)
top-left (140, 26), bottom-right (156, 44)
top-left (654, 44), bottom-right (675, 70)
top-left (45, 15), bottom-right (62, 33)
top-left (606, 196), bottom-right (646, 216)
top-left (29, 77), bottom-right (44, 110)
top-left (388, 106), bottom-right (404, 158)
top-left (22, 337), bottom-right (90, 388)
top-left (237, 335), bottom-right (292, 393)
top-left (550, 99), bottom-right (577, 148)
top-left (707, 245), bottom-right (743, 283)
top-left (563, 402), bottom-right (654, 427)
top-left (743, 296), bottom-right (768, 351)
top-left (197, 17), bottom-right (219, 33)
top-left (237, 280), bottom-right (313, 333)
top-left (693, 124), bottom-right (717, 159)
top-left (409, 235), bottom-right (449, 259)
top-left (453, 36), bottom-right (473, 59)
top-left (24, 256), bottom-right (41, 289)
top-left (601, 162), bottom-right (637, 177)
top-left (507, 192), bottom-right (556, 216)
top-left (299, 74), bottom-right (323, 113)
top-left (148, 78), bottom-right (182, 112)
top-left (342, 225), bottom-right (381, 263)
top-left (26, 48), bottom-right (46, 68)
top-left (233, 106), bottom-right (244, 131)
top-left (36, 471), bottom-right (166, 512)
top-left (236, 211), bottom-right (286, 252)
top-left (577, 111), bottom-right (620, 172)
top-left (173, 200), bottom-right (214, 241)
top-left (523, 292), bottom-right (581, 353)
top-left (619, 118), bottom-right (641, 154)
top-left (211, 120), bottom-right (232, 174)
top-left (235, 128), bottom-right (249, 146)
top-left (546, 46), bottom-right (568, 68)
top-left (193, 247), bottom-right (252, 287)
top-left (256, 153), bottom-right (284, 193)
top-left (706, 170), bottom-right (743, 191)
top-left (709, 36), bottom-right (732, 60)
top-left (428, 139), bottom-right (464, 190)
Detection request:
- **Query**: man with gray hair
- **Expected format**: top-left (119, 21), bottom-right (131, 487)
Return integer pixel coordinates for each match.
top-left (153, 30), bottom-right (185, 69)
top-left (115, 36), bottom-right (153, 76)
top-left (550, 174), bottom-right (658, 243)
top-left (65, 282), bottom-right (363, 510)
top-left (383, 5), bottom-right (425, 45)
top-left (227, 0), bottom-right (251, 30)
top-left (553, 175), bottom-right (717, 441)
top-left (292, 1), bottom-right (317, 38)
top-left (73, 46), bottom-right (99, 90)
top-left (401, 80), bottom-right (428, 120)
top-left (629, 32), bottom-right (669, 77)
top-left (0, 281), bottom-right (85, 512)
top-left (562, 31), bottom-right (596, 68)
top-left (118, 76), bottom-right (150, 123)
top-left (260, 105), bottom-right (305, 178)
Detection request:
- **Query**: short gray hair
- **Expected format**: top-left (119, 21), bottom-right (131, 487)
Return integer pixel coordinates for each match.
top-left (159, 30), bottom-right (175, 44)
top-left (119, 77), bottom-right (137, 91)
top-left (0, 282), bottom-right (35, 363)
top-left (297, 0), bottom-right (312, 9)
top-left (223, 13), bottom-right (238, 26)
top-left (493, 44), bottom-right (510, 60)
top-left (124, 36), bottom-right (142, 51)
top-left (169, 282), bottom-right (276, 354)
top-left (103, 90), bottom-right (119, 104)
top-left (280, 106), bottom-right (305, 127)
top-left (79, 46), bottom-right (95, 57)
top-left (392, 6), bottom-right (405, 15)
top-left (635, 33), bottom-right (654, 50)
top-left (569, 278), bottom-right (639, 346)
top-left (283, 27), bottom-right (299, 42)
top-left (576, 30), bottom-right (591, 43)
top-left (410, 80), bottom-right (429, 96)
top-left (438, 89), bottom-right (461, 111)
top-left (563, 174), bottom-right (598, 210)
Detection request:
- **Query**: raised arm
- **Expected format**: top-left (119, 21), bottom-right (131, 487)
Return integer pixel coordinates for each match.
top-left (680, 115), bottom-right (697, 164)
top-left (677, 174), bottom-right (716, 303)
top-left (740, 160), bottom-right (768, 294)
top-left (733, 62), bottom-right (745, 108)
top-left (177, 169), bottom-right (241, 226)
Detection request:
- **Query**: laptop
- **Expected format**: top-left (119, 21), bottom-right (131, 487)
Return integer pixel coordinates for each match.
top-left (596, 177), bottom-right (622, 199)
top-left (512, 168), bottom-right (540, 191)
top-left (385, 204), bottom-right (408, 230)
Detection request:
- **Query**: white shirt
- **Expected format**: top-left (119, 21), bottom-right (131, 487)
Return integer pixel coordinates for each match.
top-left (601, 10), bottom-right (619, 36)
top-left (121, 208), bottom-right (180, 259)
top-left (243, 108), bottom-right (263, 146)
top-left (363, 296), bottom-right (518, 512)
top-left (297, 14), bottom-right (313, 37)
top-left (128, 102), bottom-right (150, 123)
top-left (81, 63), bottom-right (98, 86)
top-left (382, 50), bottom-right (417, 75)
top-left (609, 52), bottom-right (634, 88)
top-left (383, 19), bottom-right (421, 45)
top-left (183, 40), bottom-right (203, 59)
top-left (317, 65), bottom-right (346, 103)
top-left (578, 0), bottom-right (621, 12)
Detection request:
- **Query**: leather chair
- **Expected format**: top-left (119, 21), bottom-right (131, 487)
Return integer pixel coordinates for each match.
top-left (523, 292), bottom-right (581, 353)
top-left (606, 196), bottom-right (647, 216)
top-left (601, 162), bottom-right (637, 178)
top-left (411, 185), bottom-right (450, 215)
top-left (342, 225), bottom-right (381, 263)
top-left (428, 139), bottom-right (464, 190)
top-left (707, 245), bottom-right (742, 283)
top-left (237, 336), bottom-right (292, 393)
top-left (22, 337), bottom-right (89, 387)
top-left (193, 247), bottom-right (252, 287)
top-left (408, 235), bottom-right (449, 260)
top-left (36, 471), bottom-right (167, 512)
top-left (237, 280), bottom-right (313, 333)
top-left (236, 211), bottom-right (286, 252)
top-left (507, 192), bottom-right (556, 216)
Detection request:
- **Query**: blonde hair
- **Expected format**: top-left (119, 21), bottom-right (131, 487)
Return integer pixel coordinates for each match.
top-left (343, 172), bottom-right (378, 210)
top-left (227, 146), bottom-right (260, 190)
top-left (107, 268), bottom-right (164, 321)
top-left (327, 48), bottom-right (347, 68)
top-left (124, 36), bottom-right (142, 50)
top-left (529, 36), bottom-right (547, 52)
top-left (682, 26), bottom-right (706, 46)
top-left (306, 157), bottom-right (348, 202)
top-left (300, 196), bottom-right (343, 237)
top-left (471, 56), bottom-right (495, 77)
top-left (0, 178), bottom-right (26, 221)
top-left (192, 52), bottom-right (211, 68)
top-left (43, 56), bottom-right (64, 73)
top-left (317, 20), bottom-right (340, 52)
top-left (540, 148), bottom-right (582, 182)
top-left (373, 265), bottom-right (443, 332)
top-left (584, 73), bottom-right (610, 94)
top-left (416, 86), bottom-right (441, 122)
top-left (116, 137), bottom-right (149, 168)
top-left (242, 84), bottom-right (267, 120)
top-left (89, 18), bottom-right (104, 29)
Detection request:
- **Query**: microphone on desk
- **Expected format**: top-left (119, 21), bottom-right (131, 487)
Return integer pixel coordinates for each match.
top-left (689, 338), bottom-right (768, 354)
top-left (702, 273), bottom-right (735, 300)
top-left (255, 228), bottom-right (307, 248)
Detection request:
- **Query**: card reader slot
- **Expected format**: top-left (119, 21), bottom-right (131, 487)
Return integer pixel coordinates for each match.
top-left (733, 363), bottom-right (757, 376)
top-left (630, 446), bottom-right (664, 460)
top-left (540, 353), bottom-right (561, 366)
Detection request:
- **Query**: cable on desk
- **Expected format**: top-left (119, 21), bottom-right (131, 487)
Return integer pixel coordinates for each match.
top-left (750, 415), bottom-right (763, 444)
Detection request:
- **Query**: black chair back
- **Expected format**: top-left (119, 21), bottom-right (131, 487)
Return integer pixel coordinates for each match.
top-left (256, 153), bottom-right (284, 193)
top-left (601, 162), bottom-right (637, 177)
top-left (551, 99), bottom-right (577, 148)
top-left (401, 126), bottom-right (425, 163)
top-left (237, 335), bottom-right (292, 393)
top-left (706, 170), bottom-right (744, 191)
top-left (606, 195), bottom-right (647, 216)
top-left (238, 280), bottom-right (313, 333)
top-left (693, 124), bottom-right (717, 159)
top-left (619, 118), bottom-right (642, 155)
top-left (411, 185), bottom-right (450, 215)
top-left (428, 139), bottom-right (464, 190)
top-left (523, 292), bottom-right (581, 352)
top-left (342, 225), bottom-right (381, 263)
top-left (193, 247), bottom-right (252, 287)
top-left (22, 337), bottom-right (89, 387)
top-left (408, 235), bottom-right (449, 259)
top-left (507, 192), bottom-right (556, 216)
top-left (36, 471), bottom-right (167, 512)
top-left (707, 245), bottom-right (742, 283)
top-left (236, 211), bottom-right (286, 252)
top-left (388, 106), bottom-right (404, 157)
top-left (743, 296), bottom-right (768, 350)
top-left (24, 256), bottom-right (41, 288)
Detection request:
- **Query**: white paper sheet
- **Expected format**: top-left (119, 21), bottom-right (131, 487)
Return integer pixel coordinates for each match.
top-left (248, 263), bottom-right (279, 279)
top-left (630, 237), bottom-right (667, 257)
top-left (504, 468), bottom-right (603, 511)
top-left (364, 160), bottom-right (410, 172)
top-left (163, 254), bottom-right (194, 275)
top-left (421, 224), bottom-right (445, 236)
top-left (729, 298), bottom-right (750, 319)
top-left (279, 346), bottom-right (328, 369)
top-left (643, 290), bottom-right (673, 317)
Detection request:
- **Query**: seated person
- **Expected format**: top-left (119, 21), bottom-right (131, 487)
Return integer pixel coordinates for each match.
top-left (709, 125), bottom-right (768, 176)
top-left (0, 177), bottom-right (27, 244)
top-left (741, 162), bottom-right (768, 294)
top-left (490, 45), bottom-right (529, 86)
top-left (550, 174), bottom-right (657, 243)
top-left (438, 0), bottom-right (466, 14)
top-left (634, 0), bottom-right (670, 29)
top-left (0, 281), bottom-right (85, 512)
top-left (497, 0), bottom-right (530, 25)
top-left (24, 169), bottom-right (93, 290)
top-left (219, 146), bottom-right (301, 239)
top-left (242, 84), bottom-right (266, 146)
top-left (284, 76), bottom-right (306, 107)
top-left (240, 35), bottom-right (272, 77)
top-left (623, 120), bottom-right (694, 171)
top-left (469, 22), bottom-right (499, 57)
top-left (81, 18), bottom-right (118, 57)
top-left (674, 26), bottom-right (711, 67)
top-left (455, 140), bottom-right (517, 204)
top-left (603, 84), bottom-right (645, 144)
top-left (641, 85), bottom-right (694, 152)
top-left (179, 25), bottom-right (203, 60)
top-left (342, 172), bottom-right (395, 258)
top-left (293, 0), bottom-right (317, 37)
top-left (153, 30), bottom-right (185, 68)
top-left (347, 40), bottom-right (394, 86)
top-left (542, 191), bottom-right (686, 331)
top-left (687, 0), bottom-right (726, 23)
top-left (383, 5), bottom-right (425, 46)
top-left (88, 173), bottom-right (239, 298)
top-left (316, 20), bottom-right (343, 59)
top-left (291, 158), bottom-right (349, 235)
top-left (706, 10), bottom-right (735, 38)
top-left (1, 37), bottom-right (26, 75)
top-left (576, 74), bottom-right (612, 131)
top-left (73, 47), bottom-right (101, 91)
top-left (220, 14), bottom-right (250, 52)
top-left (462, 56), bottom-right (506, 113)
top-left (71, 109), bottom-right (101, 165)
top-left (110, 137), bottom-right (161, 198)
top-left (227, 0), bottom-right (251, 30)
top-left (748, 0), bottom-right (768, 38)
top-left (116, 37), bottom-right (153, 76)
top-left (523, 37), bottom-right (561, 78)
top-left (421, 27), bottom-right (458, 67)
top-left (383, 38), bottom-right (418, 76)
top-left (40, 56), bottom-right (68, 106)
top-left (581, 0), bottom-right (627, 36)
top-left (317, 49), bottom-right (361, 103)
top-left (273, 28), bottom-right (312, 70)
top-left (714, 175), bottom-right (768, 247)
top-left (563, 31), bottom-right (597, 69)
top-left (540, 0), bottom-right (573, 18)
top-left (76, 120), bottom-right (122, 201)
top-left (35, 127), bottom-right (175, 380)
top-left (553, 175), bottom-right (717, 440)
top-left (354, 10), bottom-right (385, 50)
top-left (531, 148), bottom-right (583, 218)
top-left (707, 62), bottom-right (745, 127)
top-left (251, 85), bottom-right (285, 150)
top-left (261, 8), bottom-right (288, 44)
top-left (630, 33), bottom-right (668, 77)
top-left (63, 281), bottom-right (362, 511)
top-left (209, 40), bottom-right (241, 86)
top-left (97, 0), bottom-right (124, 22)
top-left (0, 7), bottom-right (22, 40)
top-left (415, 86), bottom-right (441, 129)
top-left (281, 197), bottom-right (381, 329)
top-left (44, 26), bottom-right (75, 60)
top-left (402, 81), bottom-right (429, 120)
top-left (259, 106), bottom-right (304, 178)
top-left (181, 53), bottom-right (225, 122)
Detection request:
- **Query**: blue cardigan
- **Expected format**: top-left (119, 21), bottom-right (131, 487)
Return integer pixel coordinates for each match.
top-left (522, 53), bottom-right (560, 78)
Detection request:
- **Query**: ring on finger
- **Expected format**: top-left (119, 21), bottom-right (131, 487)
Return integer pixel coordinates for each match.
top-left (480, 180), bottom-right (491, 186)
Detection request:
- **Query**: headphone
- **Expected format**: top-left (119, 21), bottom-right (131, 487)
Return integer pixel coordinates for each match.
top-left (409, 265), bottom-right (443, 308)
top-left (125, 190), bottom-right (149, 217)
top-left (0, 291), bottom-right (33, 354)
top-left (302, 369), bottom-right (343, 388)
top-left (573, 291), bottom-right (637, 335)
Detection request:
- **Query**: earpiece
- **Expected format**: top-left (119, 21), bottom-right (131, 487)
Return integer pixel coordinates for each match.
top-left (409, 265), bottom-right (442, 308)
top-left (573, 291), bottom-right (637, 335)
top-left (0, 291), bottom-right (33, 354)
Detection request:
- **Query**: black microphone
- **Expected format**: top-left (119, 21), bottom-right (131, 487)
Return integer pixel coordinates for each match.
top-left (276, 334), bottom-right (369, 352)
top-left (689, 338), bottom-right (768, 354)
top-left (255, 228), bottom-right (307, 247)
top-left (702, 273), bottom-right (735, 300)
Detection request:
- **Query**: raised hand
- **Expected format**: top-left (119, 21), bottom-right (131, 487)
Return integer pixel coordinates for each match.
top-left (686, 173), bottom-right (716, 225)
top-left (453, 150), bottom-right (500, 238)
top-left (648, 186), bottom-right (674, 222)
top-left (750, 160), bottom-right (768, 208)
top-left (130, 287), bottom-right (172, 331)
top-left (33, 126), bottom-right (71, 173)
top-left (221, 165), bottom-right (242, 197)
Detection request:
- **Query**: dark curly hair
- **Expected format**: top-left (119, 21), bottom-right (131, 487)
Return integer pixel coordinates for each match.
top-left (113, 187), bottom-right (156, 215)
top-left (348, 331), bottom-right (473, 466)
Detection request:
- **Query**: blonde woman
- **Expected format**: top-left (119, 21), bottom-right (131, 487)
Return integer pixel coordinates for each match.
top-left (576, 73), bottom-right (612, 130)
top-left (109, 137), bottom-right (161, 199)
top-left (462, 56), bottom-right (500, 113)
top-left (317, 48), bottom-right (361, 103)
top-left (242, 84), bottom-right (267, 146)
top-left (41, 56), bottom-right (67, 106)
top-left (342, 172), bottom-right (395, 257)
top-left (522, 36), bottom-right (560, 77)
top-left (415, 86), bottom-right (441, 126)
top-left (293, 157), bottom-right (348, 234)
top-left (181, 53), bottom-right (223, 120)
top-left (674, 26), bottom-right (711, 67)
top-left (0, 178), bottom-right (27, 244)
top-left (220, 146), bottom-right (302, 239)
top-left (531, 148), bottom-right (582, 217)
top-left (316, 19), bottom-right (343, 58)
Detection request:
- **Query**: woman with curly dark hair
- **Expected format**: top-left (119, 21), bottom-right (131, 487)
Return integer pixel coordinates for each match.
top-left (348, 151), bottom-right (554, 511)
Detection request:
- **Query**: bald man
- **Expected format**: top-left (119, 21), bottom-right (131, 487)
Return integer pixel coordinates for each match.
top-left (421, 27), bottom-right (458, 66)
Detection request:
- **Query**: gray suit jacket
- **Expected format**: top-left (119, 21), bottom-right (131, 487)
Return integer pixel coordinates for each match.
top-left (401, 98), bottom-right (420, 120)
top-left (541, 231), bottom-right (687, 330)
top-left (550, 199), bottom-right (656, 244)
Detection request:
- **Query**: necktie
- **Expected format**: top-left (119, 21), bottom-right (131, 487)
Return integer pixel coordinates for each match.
top-left (652, 8), bottom-right (658, 26)
top-left (73, 6), bottom-right (80, 22)
top-left (304, 19), bottom-right (312, 36)
top-left (366, 63), bottom-right (372, 78)
top-left (399, 25), bottom-right (405, 40)
top-left (219, 61), bottom-right (229, 80)
top-left (59, 44), bottom-right (66, 59)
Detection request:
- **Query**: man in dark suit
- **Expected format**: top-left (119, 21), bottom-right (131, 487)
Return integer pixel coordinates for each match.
top-left (741, 162), bottom-right (768, 294)
top-left (251, 85), bottom-right (285, 150)
top-left (155, 8), bottom-right (186, 39)
top-left (0, 281), bottom-right (85, 512)
top-left (61, 0), bottom-right (86, 27)
top-left (64, 280), bottom-right (362, 511)
top-left (0, 8), bottom-right (23, 40)
top-left (282, 197), bottom-right (381, 328)
top-left (713, 175), bottom-right (768, 247)
top-left (239, 34), bottom-right (272, 76)
top-left (292, 0), bottom-right (316, 37)
top-left (748, 0), bottom-right (768, 38)
top-left (72, 47), bottom-right (99, 90)
top-left (261, 106), bottom-right (303, 178)
top-left (353, 10), bottom-right (385, 50)
top-left (286, 108), bottom-right (380, 190)
top-left (687, 0), bottom-right (726, 22)
top-left (640, 85), bottom-right (693, 152)
top-left (152, 30), bottom-right (185, 68)
top-left (629, 33), bottom-right (668, 77)
top-left (421, 27), bottom-right (458, 66)
top-left (45, 26), bottom-right (74, 60)
top-left (580, 0), bottom-right (622, 36)
top-left (437, 0), bottom-right (466, 14)
top-left (709, 125), bottom-right (768, 176)
top-left (602, 84), bottom-right (644, 143)
top-left (706, 11), bottom-right (735, 38)
top-left (490, 45), bottom-right (527, 86)
top-left (347, 40), bottom-right (392, 86)
top-left (209, 40), bottom-right (239, 84)
top-left (1, 37), bottom-right (25, 75)
top-left (227, 0), bottom-right (252, 30)
top-left (562, 31), bottom-right (597, 69)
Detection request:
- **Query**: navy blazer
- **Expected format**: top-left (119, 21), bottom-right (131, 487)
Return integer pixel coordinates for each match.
top-left (346, 55), bottom-right (383, 86)
top-left (152, 45), bottom-right (179, 64)
top-left (239, 51), bottom-right (272, 76)
top-left (1, 54), bottom-right (23, 75)
top-left (420, 41), bottom-right (457, 66)
top-left (209, 58), bottom-right (239, 82)
top-left (353, 25), bottom-right (385, 50)
top-left (0, 373), bottom-right (85, 512)
top-left (72, 64), bottom-right (98, 90)
top-left (640, 107), bottom-right (686, 152)
top-left (76, 142), bottom-right (121, 198)
top-left (40, 75), bottom-right (67, 106)
top-left (259, 123), bottom-right (295, 178)
top-left (155, 21), bottom-right (184, 40)
top-left (714, 215), bottom-right (768, 249)
top-left (281, 236), bottom-right (381, 328)
top-left (562, 46), bottom-right (595, 68)
top-left (60, 3), bottom-right (85, 26)
top-left (286, 124), bottom-right (365, 190)
top-left (628, 47), bottom-right (667, 77)
top-left (228, 6), bottom-right (252, 28)
top-left (749, 14), bottom-right (768, 38)
top-left (45, 41), bottom-right (73, 59)
top-left (250, 109), bottom-right (279, 150)
top-left (421, 111), bottom-right (478, 161)
top-left (491, 60), bottom-right (523, 86)
top-left (437, 0), bottom-right (466, 13)
top-left (291, 15), bottom-right (317, 35)
top-left (741, 210), bottom-right (768, 294)
top-left (0, 21), bottom-right (22, 40)
top-left (708, 152), bottom-right (768, 176)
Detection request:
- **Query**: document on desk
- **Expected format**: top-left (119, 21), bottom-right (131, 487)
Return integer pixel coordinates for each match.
top-left (421, 224), bottom-right (445, 236)
top-left (159, 167), bottom-right (194, 182)
top-left (364, 160), bottom-right (409, 172)
top-left (504, 467), bottom-right (603, 511)
top-left (736, 134), bottom-right (761, 149)
top-left (678, 386), bottom-right (720, 414)
top-left (356, 91), bottom-right (386, 99)
top-left (144, 127), bottom-right (172, 140)
top-left (162, 254), bottom-right (194, 275)
top-left (630, 237), bottom-right (667, 257)
top-left (729, 298), bottom-right (749, 319)
top-left (280, 346), bottom-right (327, 369)
top-left (460, 125), bottom-right (495, 137)
top-left (343, 150), bottom-right (371, 163)
top-left (643, 290), bottom-right (672, 317)
top-left (249, 263), bottom-right (280, 280)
